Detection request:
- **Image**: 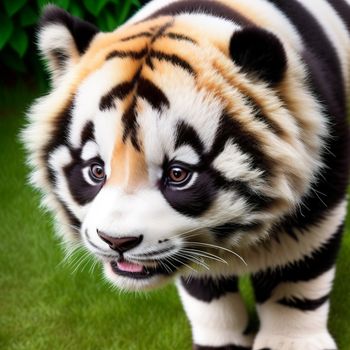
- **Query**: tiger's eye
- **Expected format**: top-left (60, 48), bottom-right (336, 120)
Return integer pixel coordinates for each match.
top-left (90, 163), bottom-right (105, 181)
top-left (168, 167), bottom-right (189, 183)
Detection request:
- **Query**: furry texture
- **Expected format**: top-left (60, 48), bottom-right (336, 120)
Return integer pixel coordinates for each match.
top-left (23, 1), bottom-right (350, 349)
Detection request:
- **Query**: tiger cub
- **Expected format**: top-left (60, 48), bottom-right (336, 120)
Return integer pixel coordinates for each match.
top-left (23, 1), bottom-right (350, 349)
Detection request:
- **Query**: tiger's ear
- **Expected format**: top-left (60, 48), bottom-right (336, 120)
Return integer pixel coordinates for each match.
top-left (38, 5), bottom-right (99, 83)
top-left (229, 27), bottom-right (287, 86)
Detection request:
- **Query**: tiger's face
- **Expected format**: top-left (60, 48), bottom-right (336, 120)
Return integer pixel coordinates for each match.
top-left (23, 6), bottom-right (324, 290)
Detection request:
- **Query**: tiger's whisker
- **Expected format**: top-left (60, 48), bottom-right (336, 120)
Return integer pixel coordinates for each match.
top-left (184, 241), bottom-right (247, 266)
top-left (181, 248), bottom-right (228, 264)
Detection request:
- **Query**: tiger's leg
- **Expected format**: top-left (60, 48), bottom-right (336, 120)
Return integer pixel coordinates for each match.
top-left (177, 275), bottom-right (254, 350)
top-left (251, 224), bottom-right (343, 350)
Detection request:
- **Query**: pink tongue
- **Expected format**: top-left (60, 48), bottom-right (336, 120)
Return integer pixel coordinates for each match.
top-left (117, 261), bottom-right (144, 273)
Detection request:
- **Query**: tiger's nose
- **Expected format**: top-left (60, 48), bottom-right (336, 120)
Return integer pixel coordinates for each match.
top-left (97, 230), bottom-right (143, 253)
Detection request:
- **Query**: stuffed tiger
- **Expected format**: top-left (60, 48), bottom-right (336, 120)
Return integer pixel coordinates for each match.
top-left (23, 1), bottom-right (350, 349)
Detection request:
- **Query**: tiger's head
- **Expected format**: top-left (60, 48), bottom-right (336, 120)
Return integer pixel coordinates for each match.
top-left (23, 6), bottom-right (325, 290)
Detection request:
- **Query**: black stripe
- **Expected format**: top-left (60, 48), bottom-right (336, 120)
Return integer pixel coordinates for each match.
top-left (146, 0), bottom-right (252, 27)
top-left (102, 75), bottom-right (169, 145)
top-left (120, 32), bottom-right (152, 41)
top-left (122, 96), bottom-right (140, 150)
top-left (211, 170), bottom-right (273, 211)
top-left (80, 121), bottom-right (94, 145)
top-left (283, 226), bottom-right (299, 242)
top-left (210, 221), bottom-right (262, 237)
top-left (99, 69), bottom-right (141, 111)
top-left (278, 294), bottom-right (329, 311)
top-left (106, 47), bottom-right (148, 60)
top-left (243, 96), bottom-right (284, 136)
top-left (148, 49), bottom-right (195, 75)
top-left (137, 78), bottom-right (169, 111)
top-left (165, 32), bottom-right (196, 43)
top-left (151, 21), bottom-right (173, 43)
top-left (99, 82), bottom-right (134, 111)
top-left (181, 275), bottom-right (238, 302)
top-left (175, 120), bottom-right (205, 155)
top-left (325, 0), bottom-right (350, 32)
top-left (194, 344), bottom-right (251, 350)
top-left (207, 113), bottom-right (273, 177)
top-left (252, 223), bottom-right (343, 303)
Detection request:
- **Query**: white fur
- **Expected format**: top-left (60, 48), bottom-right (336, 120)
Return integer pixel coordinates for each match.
top-left (38, 24), bottom-right (79, 84)
top-left (213, 141), bottom-right (265, 188)
top-left (177, 279), bottom-right (254, 347)
top-left (253, 331), bottom-right (337, 350)
top-left (271, 268), bottom-right (335, 302)
top-left (173, 145), bottom-right (200, 165)
top-left (81, 141), bottom-right (99, 161)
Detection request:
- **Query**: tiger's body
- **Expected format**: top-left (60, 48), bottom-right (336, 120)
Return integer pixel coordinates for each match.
top-left (23, 1), bottom-right (350, 349)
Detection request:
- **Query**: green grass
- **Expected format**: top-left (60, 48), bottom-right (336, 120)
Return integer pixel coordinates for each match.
top-left (0, 86), bottom-right (349, 350)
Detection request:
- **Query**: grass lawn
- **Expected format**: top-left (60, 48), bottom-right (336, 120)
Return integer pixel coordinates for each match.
top-left (0, 85), bottom-right (349, 350)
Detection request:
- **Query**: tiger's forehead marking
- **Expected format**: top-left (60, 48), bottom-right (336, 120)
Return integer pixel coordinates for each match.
top-left (83, 17), bottom-right (200, 191)
top-left (72, 17), bottom-right (175, 87)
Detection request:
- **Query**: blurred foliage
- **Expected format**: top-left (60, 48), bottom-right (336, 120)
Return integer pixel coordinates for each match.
top-left (0, 0), bottom-right (142, 83)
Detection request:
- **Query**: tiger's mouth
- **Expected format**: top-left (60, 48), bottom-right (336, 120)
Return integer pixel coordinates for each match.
top-left (109, 257), bottom-right (177, 279)
top-left (110, 259), bottom-right (166, 279)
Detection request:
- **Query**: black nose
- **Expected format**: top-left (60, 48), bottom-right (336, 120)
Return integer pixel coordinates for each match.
top-left (97, 230), bottom-right (143, 253)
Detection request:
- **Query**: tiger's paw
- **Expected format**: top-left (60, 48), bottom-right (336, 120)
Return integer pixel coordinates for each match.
top-left (253, 331), bottom-right (337, 350)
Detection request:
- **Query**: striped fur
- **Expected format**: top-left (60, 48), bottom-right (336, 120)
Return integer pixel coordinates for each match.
top-left (22, 1), bottom-right (350, 349)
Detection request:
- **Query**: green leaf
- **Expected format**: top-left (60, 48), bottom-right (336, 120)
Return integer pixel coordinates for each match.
top-left (97, 10), bottom-right (119, 32)
top-left (116, 1), bottom-right (133, 25)
top-left (55, 0), bottom-right (70, 10)
top-left (20, 5), bottom-right (38, 27)
top-left (0, 51), bottom-right (26, 72)
top-left (105, 11), bottom-right (118, 31)
top-left (84, 0), bottom-right (108, 16)
top-left (37, 0), bottom-right (69, 9)
top-left (131, 0), bottom-right (141, 7)
top-left (3, 0), bottom-right (26, 16)
top-left (9, 28), bottom-right (28, 57)
top-left (69, 3), bottom-right (84, 18)
top-left (37, 0), bottom-right (48, 9)
top-left (97, 13), bottom-right (109, 32)
top-left (0, 14), bottom-right (13, 50)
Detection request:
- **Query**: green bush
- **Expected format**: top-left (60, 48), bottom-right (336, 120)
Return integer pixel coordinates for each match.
top-left (0, 0), bottom-right (142, 80)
